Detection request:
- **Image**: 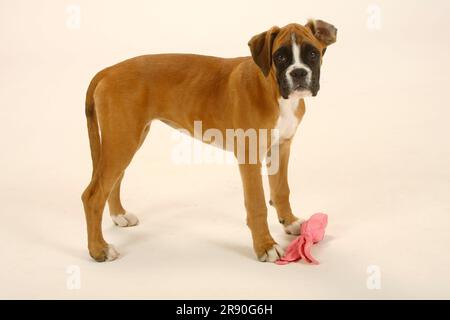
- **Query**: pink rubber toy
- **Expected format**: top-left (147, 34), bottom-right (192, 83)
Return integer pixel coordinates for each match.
top-left (276, 213), bottom-right (328, 265)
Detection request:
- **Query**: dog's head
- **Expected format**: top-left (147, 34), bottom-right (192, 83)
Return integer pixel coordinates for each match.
top-left (248, 20), bottom-right (337, 99)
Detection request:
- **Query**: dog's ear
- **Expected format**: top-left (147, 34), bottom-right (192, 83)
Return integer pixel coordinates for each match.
top-left (248, 26), bottom-right (280, 77)
top-left (305, 19), bottom-right (337, 55)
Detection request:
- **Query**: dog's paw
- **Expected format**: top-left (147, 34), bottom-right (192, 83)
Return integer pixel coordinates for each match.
top-left (111, 212), bottom-right (139, 227)
top-left (284, 218), bottom-right (305, 235)
top-left (89, 244), bottom-right (120, 262)
top-left (258, 244), bottom-right (285, 263)
top-left (104, 244), bottom-right (120, 261)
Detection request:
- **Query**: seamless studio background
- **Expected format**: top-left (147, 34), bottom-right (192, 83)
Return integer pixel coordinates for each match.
top-left (0, 0), bottom-right (449, 299)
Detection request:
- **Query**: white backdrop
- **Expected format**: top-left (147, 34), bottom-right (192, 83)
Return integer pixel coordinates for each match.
top-left (0, 0), bottom-right (449, 299)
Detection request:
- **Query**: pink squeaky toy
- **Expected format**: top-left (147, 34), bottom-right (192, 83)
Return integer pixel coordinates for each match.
top-left (276, 213), bottom-right (328, 265)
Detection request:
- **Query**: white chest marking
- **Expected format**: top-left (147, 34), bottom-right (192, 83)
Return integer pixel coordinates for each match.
top-left (274, 96), bottom-right (301, 143)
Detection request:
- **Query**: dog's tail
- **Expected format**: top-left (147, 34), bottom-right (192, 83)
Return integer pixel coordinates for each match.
top-left (84, 72), bottom-right (103, 178)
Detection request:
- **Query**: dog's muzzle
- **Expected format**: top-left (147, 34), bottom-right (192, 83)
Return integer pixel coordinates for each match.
top-left (289, 67), bottom-right (319, 97)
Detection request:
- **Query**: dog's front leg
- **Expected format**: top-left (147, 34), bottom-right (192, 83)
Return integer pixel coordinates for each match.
top-left (268, 141), bottom-right (304, 235)
top-left (238, 163), bottom-right (284, 262)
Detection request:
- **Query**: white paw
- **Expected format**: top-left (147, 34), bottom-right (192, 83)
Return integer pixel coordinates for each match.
top-left (258, 244), bottom-right (285, 263)
top-left (284, 218), bottom-right (305, 235)
top-left (111, 212), bottom-right (139, 227)
top-left (105, 244), bottom-right (120, 261)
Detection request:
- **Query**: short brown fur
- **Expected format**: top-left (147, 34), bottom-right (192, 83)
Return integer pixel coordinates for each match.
top-left (81, 21), bottom-right (337, 262)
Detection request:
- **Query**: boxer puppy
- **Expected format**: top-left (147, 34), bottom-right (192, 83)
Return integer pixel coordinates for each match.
top-left (81, 20), bottom-right (337, 262)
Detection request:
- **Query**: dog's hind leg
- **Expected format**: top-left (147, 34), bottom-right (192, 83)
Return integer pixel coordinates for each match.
top-left (107, 172), bottom-right (139, 227)
top-left (82, 141), bottom-right (141, 261)
top-left (82, 95), bottom-right (149, 261)
top-left (107, 124), bottom-right (151, 227)
top-left (82, 134), bottom-right (143, 261)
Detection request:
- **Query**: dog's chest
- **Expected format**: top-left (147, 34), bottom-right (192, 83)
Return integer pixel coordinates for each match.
top-left (274, 97), bottom-right (302, 143)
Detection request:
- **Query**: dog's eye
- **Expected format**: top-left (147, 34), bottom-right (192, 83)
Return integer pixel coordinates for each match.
top-left (309, 51), bottom-right (318, 61)
top-left (275, 54), bottom-right (287, 64)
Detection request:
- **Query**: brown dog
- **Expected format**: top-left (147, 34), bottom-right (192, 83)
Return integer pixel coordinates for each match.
top-left (81, 20), bottom-right (337, 262)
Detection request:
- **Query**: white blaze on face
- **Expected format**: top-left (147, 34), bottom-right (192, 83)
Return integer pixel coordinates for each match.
top-left (285, 33), bottom-right (312, 92)
top-left (274, 34), bottom-right (313, 145)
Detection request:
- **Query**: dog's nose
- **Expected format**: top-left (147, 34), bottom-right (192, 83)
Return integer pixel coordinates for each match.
top-left (290, 68), bottom-right (308, 79)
